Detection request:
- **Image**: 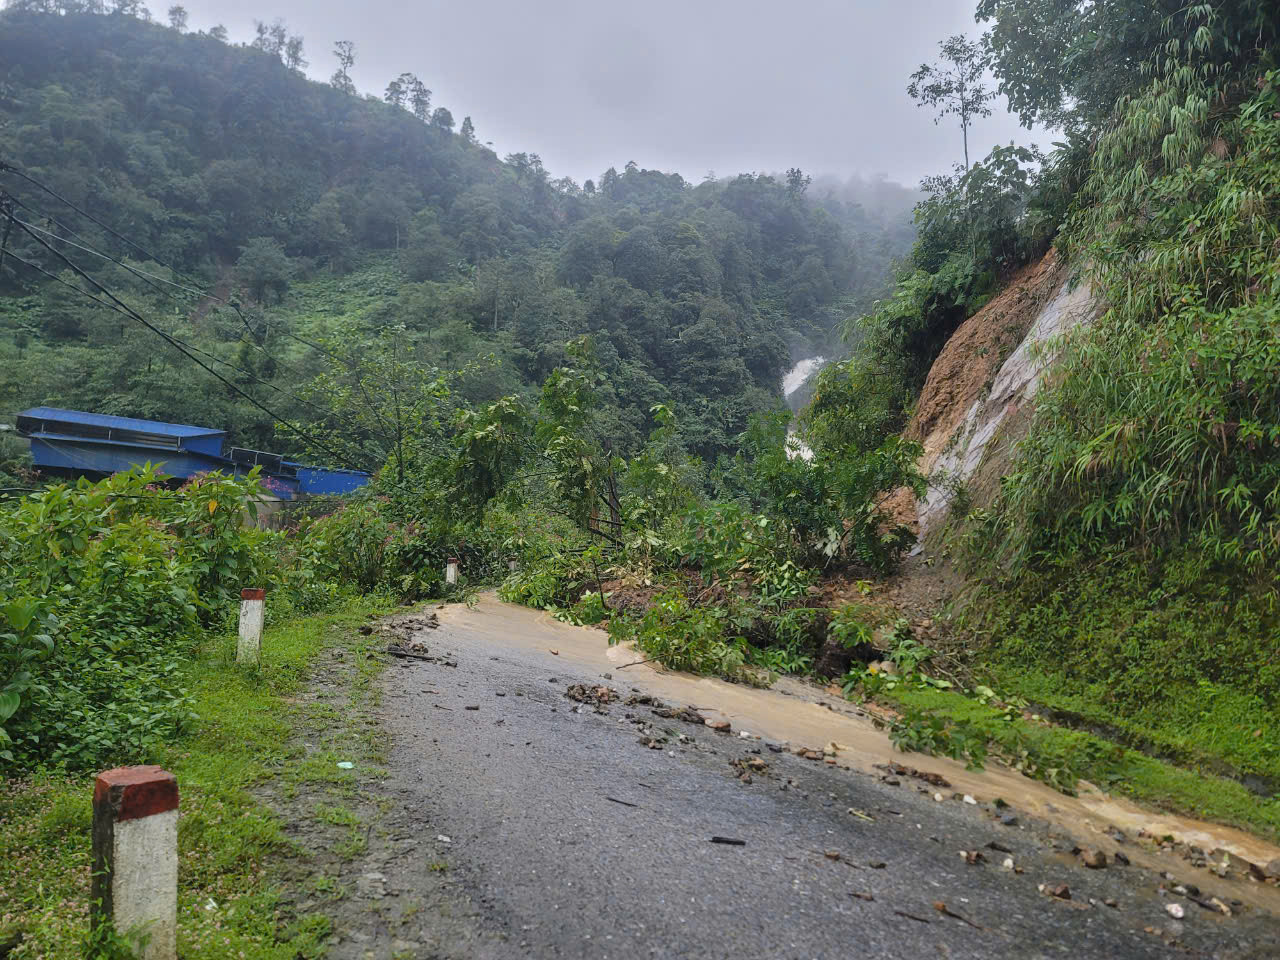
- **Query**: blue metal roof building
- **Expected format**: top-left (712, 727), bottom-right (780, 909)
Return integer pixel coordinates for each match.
top-left (16, 407), bottom-right (368, 499)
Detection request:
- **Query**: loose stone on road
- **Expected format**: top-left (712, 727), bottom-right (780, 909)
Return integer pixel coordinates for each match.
top-left (325, 598), bottom-right (1280, 958)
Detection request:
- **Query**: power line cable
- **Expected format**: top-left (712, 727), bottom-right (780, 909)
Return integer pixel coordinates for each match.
top-left (5, 219), bottom-right (378, 475)
top-left (1, 189), bottom-right (405, 450)
top-left (3, 238), bottom-right (432, 503)
top-left (3, 172), bottom-right (400, 437)
top-left (0, 164), bottom-right (434, 493)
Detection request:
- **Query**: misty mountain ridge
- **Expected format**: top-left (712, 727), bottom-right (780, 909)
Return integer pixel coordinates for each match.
top-left (0, 4), bottom-right (919, 463)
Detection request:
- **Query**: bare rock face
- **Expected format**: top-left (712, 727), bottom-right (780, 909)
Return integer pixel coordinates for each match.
top-left (893, 248), bottom-right (1101, 537)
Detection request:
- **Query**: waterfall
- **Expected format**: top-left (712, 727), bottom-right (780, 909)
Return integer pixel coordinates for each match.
top-left (781, 355), bottom-right (826, 461)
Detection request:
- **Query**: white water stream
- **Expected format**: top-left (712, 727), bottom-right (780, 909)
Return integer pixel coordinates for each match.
top-left (782, 355), bottom-right (825, 461)
top-left (782, 355), bottom-right (827, 398)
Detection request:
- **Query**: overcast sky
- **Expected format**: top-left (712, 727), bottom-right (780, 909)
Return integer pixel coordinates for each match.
top-left (177, 0), bottom-right (1036, 189)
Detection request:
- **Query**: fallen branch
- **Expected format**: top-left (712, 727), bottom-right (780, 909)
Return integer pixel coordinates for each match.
top-left (616, 654), bottom-right (668, 670)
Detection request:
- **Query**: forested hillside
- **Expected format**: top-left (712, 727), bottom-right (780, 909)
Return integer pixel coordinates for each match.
top-left (0, 5), bottom-right (917, 468)
top-left (804, 0), bottom-right (1280, 821)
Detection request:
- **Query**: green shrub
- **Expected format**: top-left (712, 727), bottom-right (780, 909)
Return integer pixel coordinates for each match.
top-left (0, 467), bottom-right (276, 769)
top-left (607, 591), bottom-right (764, 684)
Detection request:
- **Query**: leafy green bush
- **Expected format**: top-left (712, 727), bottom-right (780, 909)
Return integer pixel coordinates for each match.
top-left (718, 412), bottom-right (924, 571)
top-left (0, 468), bottom-right (278, 769)
top-left (0, 598), bottom-right (56, 762)
top-left (607, 591), bottom-right (764, 685)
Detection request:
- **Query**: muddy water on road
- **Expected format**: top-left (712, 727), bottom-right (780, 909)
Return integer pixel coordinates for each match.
top-left (437, 595), bottom-right (1280, 910)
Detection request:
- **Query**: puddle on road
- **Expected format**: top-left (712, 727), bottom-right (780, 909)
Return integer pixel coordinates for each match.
top-left (434, 595), bottom-right (1280, 910)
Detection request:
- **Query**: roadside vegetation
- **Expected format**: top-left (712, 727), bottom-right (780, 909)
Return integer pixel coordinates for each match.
top-left (5, 3), bottom-right (1280, 954)
top-left (1, 602), bottom-right (389, 958)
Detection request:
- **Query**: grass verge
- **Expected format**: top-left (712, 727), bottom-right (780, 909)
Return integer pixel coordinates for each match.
top-left (881, 683), bottom-right (1280, 840)
top-left (0, 597), bottom-right (391, 958)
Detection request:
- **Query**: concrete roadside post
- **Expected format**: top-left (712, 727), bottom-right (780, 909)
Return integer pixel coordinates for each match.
top-left (446, 557), bottom-right (459, 586)
top-left (508, 557), bottom-right (518, 574)
top-left (92, 765), bottom-right (179, 960)
top-left (238, 587), bottom-right (265, 664)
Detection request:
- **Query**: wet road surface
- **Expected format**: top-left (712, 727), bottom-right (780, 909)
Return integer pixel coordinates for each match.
top-left (339, 599), bottom-right (1280, 959)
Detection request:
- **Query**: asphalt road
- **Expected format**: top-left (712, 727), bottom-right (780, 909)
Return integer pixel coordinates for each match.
top-left (360, 602), bottom-right (1279, 960)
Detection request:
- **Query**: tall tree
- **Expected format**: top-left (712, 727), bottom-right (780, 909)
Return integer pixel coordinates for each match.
top-left (430, 106), bottom-right (454, 132)
top-left (408, 76), bottom-right (431, 121)
top-left (330, 39), bottom-right (356, 95)
top-left (459, 115), bottom-right (476, 144)
top-left (384, 76), bottom-right (406, 108)
top-left (907, 35), bottom-right (994, 172)
top-left (165, 4), bottom-right (186, 30)
top-left (284, 34), bottom-right (306, 71)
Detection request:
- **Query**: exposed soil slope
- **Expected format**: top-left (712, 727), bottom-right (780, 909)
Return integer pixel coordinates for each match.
top-left (891, 249), bottom-right (1100, 536)
top-left (908, 250), bottom-right (1066, 469)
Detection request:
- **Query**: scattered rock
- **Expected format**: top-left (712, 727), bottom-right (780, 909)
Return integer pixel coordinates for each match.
top-left (1000, 814), bottom-right (1019, 827)
top-left (1207, 897), bottom-right (1232, 916)
top-left (566, 683), bottom-right (618, 706)
top-left (653, 704), bottom-right (702, 723)
top-left (1114, 851), bottom-right (1130, 866)
top-left (1265, 858), bottom-right (1280, 880)
top-left (875, 761), bottom-right (950, 788)
top-left (1000, 857), bottom-right (1015, 871)
top-left (549, 649), bottom-right (559, 655)
top-left (1050, 884), bottom-right (1071, 900)
top-left (705, 719), bottom-right (731, 733)
top-left (730, 756), bottom-right (769, 781)
top-left (962, 794), bottom-right (977, 805)
top-left (766, 742), bottom-right (785, 753)
top-left (1079, 848), bottom-right (1108, 869)
top-left (358, 624), bottom-right (373, 635)
top-left (959, 849), bottom-right (985, 865)
top-left (933, 792), bottom-right (944, 802)
top-left (1165, 903), bottom-right (1184, 920)
top-left (1104, 898), bottom-right (1118, 909)
top-left (464, 704), bottom-right (480, 711)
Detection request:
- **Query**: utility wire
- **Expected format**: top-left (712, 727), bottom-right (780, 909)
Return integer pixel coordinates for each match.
top-left (10, 213), bottom-right (386, 440)
top-left (0, 162), bottom-right (435, 495)
top-left (6, 219), bottom-right (377, 475)
top-left (3, 171), bottom-right (398, 437)
top-left (2, 191), bottom-right (402, 450)
top-left (2, 238), bottom-right (431, 502)
top-left (2, 159), bottom-right (329, 363)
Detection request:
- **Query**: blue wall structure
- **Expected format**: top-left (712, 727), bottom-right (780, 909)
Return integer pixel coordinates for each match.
top-left (17, 407), bottom-right (368, 499)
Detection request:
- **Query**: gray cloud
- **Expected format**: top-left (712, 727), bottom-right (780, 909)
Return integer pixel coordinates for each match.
top-left (176, 0), bottom-right (1037, 188)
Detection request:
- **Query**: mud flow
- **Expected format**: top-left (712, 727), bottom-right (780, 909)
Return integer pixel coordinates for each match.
top-left (436, 594), bottom-right (1280, 912)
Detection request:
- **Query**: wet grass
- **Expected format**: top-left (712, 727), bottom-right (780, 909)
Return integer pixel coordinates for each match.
top-left (0, 598), bottom-right (391, 959)
top-left (884, 684), bottom-right (1280, 841)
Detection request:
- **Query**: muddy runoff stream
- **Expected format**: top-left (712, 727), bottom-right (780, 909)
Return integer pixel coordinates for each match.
top-left (437, 594), bottom-right (1280, 911)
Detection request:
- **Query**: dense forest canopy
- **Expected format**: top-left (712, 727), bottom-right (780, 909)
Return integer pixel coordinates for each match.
top-left (0, 3), bottom-right (918, 468)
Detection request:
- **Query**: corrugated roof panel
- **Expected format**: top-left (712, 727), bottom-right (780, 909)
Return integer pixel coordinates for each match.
top-left (18, 406), bottom-right (225, 438)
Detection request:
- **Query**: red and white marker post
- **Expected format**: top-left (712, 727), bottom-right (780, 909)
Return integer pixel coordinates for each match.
top-left (92, 766), bottom-right (179, 959)
top-left (238, 587), bottom-right (265, 664)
